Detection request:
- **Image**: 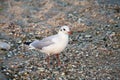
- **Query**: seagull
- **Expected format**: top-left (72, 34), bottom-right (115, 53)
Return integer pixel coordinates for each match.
top-left (28, 26), bottom-right (72, 66)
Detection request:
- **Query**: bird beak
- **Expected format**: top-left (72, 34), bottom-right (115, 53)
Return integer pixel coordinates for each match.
top-left (68, 31), bottom-right (72, 35)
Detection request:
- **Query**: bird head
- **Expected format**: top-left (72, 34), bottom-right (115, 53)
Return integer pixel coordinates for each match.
top-left (59, 26), bottom-right (72, 35)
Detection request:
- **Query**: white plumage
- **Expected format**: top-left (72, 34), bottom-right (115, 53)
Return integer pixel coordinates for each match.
top-left (29, 25), bottom-right (72, 66)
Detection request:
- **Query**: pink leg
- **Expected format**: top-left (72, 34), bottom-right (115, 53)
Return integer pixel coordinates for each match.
top-left (56, 54), bottom-right (61, 66)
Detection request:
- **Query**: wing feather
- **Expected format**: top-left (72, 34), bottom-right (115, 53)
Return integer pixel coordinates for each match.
top-left (30, 34), bottom-right (58, 49)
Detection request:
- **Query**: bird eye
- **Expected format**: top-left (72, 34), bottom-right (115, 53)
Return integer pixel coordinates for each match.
top-left (63, 28), bottom-right (66, 31)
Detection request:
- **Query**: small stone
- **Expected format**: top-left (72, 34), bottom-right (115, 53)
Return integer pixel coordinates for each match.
top-left (53, 71), bottom-right (59, 74)
top-left (0, 42), bottom-right (10, 50)
top-left (61, 72), bottom-right (65, 76)
top-left (105, 25), bottom-right (110, 27)
top-left (77, 18), bottom-right (84, 23)
top-left (96, 53), bottom-right (99, 57)
top-left (85, 35), bottom-right (92, 38)
top-left (14, 74), bottom-right (18, 77)
top-left (6, 72), bottom-right (9, 75)
top-left (86, 54), bottom-right (89, 56)
top-left (110, 32), bottom-right (115, 37)
top-left (72, 65), bottom-right (76, 68)
top-left (17, 40), bottom-right (22, 44)
top-left (38, 67), bottom-right (45, 72)
top-left (107, 77), bottom-right (111, 79)
top-left (75, 50), bottom-right (79, 53)
top-left (117, 17), bottom-right (120, 19)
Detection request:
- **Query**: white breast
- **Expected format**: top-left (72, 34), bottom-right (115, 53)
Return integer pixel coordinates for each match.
top-left (41, 34), bottom-right (69, 55)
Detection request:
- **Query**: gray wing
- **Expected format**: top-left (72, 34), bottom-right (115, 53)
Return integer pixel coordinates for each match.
top-left (30, 35), bottom-right (57, 49)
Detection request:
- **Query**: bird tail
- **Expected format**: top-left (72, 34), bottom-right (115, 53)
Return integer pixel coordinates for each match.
top-left (23, 42), bottom-right (32, 45)
top-left (24, 42), bottom-right (35, 49)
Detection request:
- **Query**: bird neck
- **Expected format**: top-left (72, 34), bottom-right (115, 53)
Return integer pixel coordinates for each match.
top-left (58, 32), bottom-right (69, 39)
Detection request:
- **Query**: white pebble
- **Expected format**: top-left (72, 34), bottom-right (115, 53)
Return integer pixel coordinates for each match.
top-left (0, 41), bottom-right (10, 50)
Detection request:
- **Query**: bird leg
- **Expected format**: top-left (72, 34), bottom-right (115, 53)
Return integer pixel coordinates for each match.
top-left (56, 54), bottom-right (61, 66)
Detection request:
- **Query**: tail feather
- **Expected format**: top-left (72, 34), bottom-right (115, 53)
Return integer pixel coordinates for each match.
top-left (24, 42), bottom-right (32, 45)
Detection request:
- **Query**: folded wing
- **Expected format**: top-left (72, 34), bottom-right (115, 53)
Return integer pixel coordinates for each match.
top-left (30, 35), bottom-right (57, 49)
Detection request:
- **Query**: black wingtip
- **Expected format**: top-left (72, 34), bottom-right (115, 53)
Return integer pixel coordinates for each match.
top-left (23, 42), bottom-right (32, 45)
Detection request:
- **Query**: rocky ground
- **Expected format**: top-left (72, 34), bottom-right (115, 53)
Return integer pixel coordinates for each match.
top-left (0, 0), bottom-right (120, 80)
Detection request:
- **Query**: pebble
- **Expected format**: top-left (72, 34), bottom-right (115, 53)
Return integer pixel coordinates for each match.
top-left (53, 71), bottom-right (59, 74)
top-left (75, 50), bottom-right (79, 54)
top-left (77, 18), bottom-right (84, 23)
top-left (38, 67), bottom-right (45, 72)
top-left (109, 32), bottom-right (115, 37)
top-left (61, 72), bottom-right (65, 76)
top-left (85, 35), bottom-right (92, 38)
top-left (0, 41), bottom-right (10, 50)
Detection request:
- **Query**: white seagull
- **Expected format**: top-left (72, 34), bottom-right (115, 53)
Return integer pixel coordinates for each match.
top-left (29, 26), bottom-right (72, 66)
